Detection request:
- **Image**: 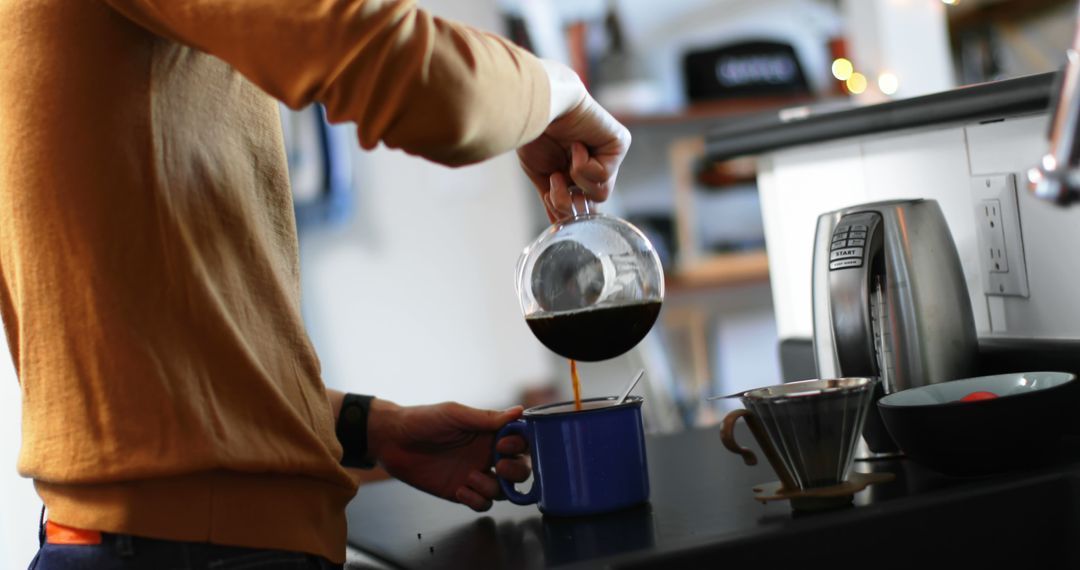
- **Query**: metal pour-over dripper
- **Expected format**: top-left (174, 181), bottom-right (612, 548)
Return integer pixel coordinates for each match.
top-left (736, 378), bottom-right (878, 490)
top-left (531, 240), bottom-right (605, 312)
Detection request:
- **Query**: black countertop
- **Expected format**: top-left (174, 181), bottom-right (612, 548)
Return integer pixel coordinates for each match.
top-left (346, 424), bottom-right (1080, 569)
top-left (705, 72), bottom-right (1057, 162)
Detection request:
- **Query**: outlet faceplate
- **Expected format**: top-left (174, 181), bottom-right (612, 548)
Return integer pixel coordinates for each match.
top-left (971, 174), bottom-right (1029, 297)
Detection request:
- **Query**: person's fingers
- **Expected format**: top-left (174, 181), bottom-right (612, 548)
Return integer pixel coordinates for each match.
top-left (569, 171), bottom-right (611, 204)
top-left (501, 405), bottom-right (524, 426)
top-left (543, 193), bottom-right (558, 223)
top-left (568, 142), bottom-right (614, 202)
top-left (518, 135), bottom-right (571, 221)
top-left (520, 159), bottom-right (560, 223)
top-left (571, 140), bottom-right (589, 173)
top-left (571, 141), bottom-right (608, 186)
top-left (495, 435), bottom-right (527, 455)
top-left (466, 470), bottom-right (502, 500)
top-left (548, 172), bottom-right (574, 216)
top-left (455, 486), bottom-right (493, 512)
top-left (557, 96), bottom-right (629, 200)
top-left (518, 134), bottom-right (569, 175)
top-left (495, 457), bottom-right (531, 484)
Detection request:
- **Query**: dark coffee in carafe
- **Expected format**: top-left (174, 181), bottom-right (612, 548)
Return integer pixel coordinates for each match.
top-left (525, 301), bottom-right (662, 362)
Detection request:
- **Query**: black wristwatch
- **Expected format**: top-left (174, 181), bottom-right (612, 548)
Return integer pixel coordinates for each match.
top-left (336, 393), bottom-right (377, 469)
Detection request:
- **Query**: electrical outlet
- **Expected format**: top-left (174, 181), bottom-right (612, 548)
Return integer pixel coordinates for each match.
top-left (980, 200), bottom-right (1008, 273)
top-left (971, 175), bottom-right (1029, 297)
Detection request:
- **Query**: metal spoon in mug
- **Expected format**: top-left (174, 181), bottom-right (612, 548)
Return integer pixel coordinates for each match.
top-left (706, 390), bottom-right (749, 401)
top-left (616, 369), bottom-right (646, 405)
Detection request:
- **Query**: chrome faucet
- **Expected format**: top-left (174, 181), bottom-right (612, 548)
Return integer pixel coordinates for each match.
top-left (1028, 10), bottom-right (1080, 206)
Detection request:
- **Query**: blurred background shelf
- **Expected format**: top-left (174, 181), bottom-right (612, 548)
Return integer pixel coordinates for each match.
top-left (666, 250), bottom-right (770, 292)
top-left (615, 96), bottom-right (816, 127)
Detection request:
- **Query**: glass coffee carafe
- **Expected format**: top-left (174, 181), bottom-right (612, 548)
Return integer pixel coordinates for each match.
top-left (516, 190), bottom-right (665, 362)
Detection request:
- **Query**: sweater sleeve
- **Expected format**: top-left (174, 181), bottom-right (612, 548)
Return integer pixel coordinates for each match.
top-left (99, 0), bottom-right (551, 166)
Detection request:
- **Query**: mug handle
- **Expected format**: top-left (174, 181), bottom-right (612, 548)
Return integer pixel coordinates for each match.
top-left (493, 420), bottom-right (540, 505)
top-left (720, 409), bottom-right (799, 492)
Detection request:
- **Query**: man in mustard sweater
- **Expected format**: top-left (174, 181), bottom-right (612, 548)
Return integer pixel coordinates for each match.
top-left (0, 0), bottom-right (629, 568)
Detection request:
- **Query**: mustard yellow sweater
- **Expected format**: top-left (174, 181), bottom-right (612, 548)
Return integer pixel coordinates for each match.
top-left (0, 0), bottom-right (549, 562)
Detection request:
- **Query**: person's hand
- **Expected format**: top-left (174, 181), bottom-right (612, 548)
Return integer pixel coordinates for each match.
top-left (367, 399), bottom-right (532, 512)
top-left (518, 60), bottom-right (631, 222)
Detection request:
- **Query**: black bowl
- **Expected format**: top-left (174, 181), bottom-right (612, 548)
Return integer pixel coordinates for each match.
top-left (877, 372), bottom-right (1079, 476)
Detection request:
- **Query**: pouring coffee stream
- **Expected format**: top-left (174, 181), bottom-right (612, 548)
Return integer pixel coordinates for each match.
top-left (567, 363), bottom-right (643, 412)
top-left (570, 360), bottom-right (582, 411)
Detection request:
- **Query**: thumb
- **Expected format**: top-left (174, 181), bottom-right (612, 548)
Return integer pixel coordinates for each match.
top-left (455, 404), bottom-right (523, 431)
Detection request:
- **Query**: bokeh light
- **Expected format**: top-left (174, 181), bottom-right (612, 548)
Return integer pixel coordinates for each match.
top-left (846, 72), bottom-right (868, 94)
top-left (878, 73), bottom-right (899, 95)
top-left (831, 58), bottom-right (854, 81)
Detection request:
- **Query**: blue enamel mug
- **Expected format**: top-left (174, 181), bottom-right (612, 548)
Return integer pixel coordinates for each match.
top-left (494, 396), bottom-right (650, 516)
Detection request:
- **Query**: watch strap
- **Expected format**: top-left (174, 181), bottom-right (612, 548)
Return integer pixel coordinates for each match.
top-left (336, 393), bottom-right (376, 469)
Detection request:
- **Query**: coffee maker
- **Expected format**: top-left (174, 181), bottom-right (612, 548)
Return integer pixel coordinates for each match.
top-left (811, 199), bottom-right (978, 453)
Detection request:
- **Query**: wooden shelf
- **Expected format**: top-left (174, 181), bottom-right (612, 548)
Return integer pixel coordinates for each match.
top-left (615, 96), bottom-right (817, 127)
top-left (666, 250), bottom-right (770, 291)
top-left (948, 0), bottom-right (1070, 32)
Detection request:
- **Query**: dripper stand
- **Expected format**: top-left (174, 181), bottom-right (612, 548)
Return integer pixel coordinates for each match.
top-left (751, 472), bottom-right (895, 511)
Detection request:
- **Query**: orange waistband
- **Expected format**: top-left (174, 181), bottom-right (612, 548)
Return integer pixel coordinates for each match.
top-left (46, 520), bottom-right (102, 545)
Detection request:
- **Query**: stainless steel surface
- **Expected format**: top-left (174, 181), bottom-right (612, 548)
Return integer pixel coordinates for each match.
top-left (1028, 3), bottom-right (1080, 206)
top-left (530, 240), bottom-right (605, 312)
top-left (738, 378), bottom-right (877, 489)
top-left (739, 377), bottom-right (873, 400)
top-left (811, 199), bottom-right (979, 453)
top-left (616, 369), bottom-right (646, 406)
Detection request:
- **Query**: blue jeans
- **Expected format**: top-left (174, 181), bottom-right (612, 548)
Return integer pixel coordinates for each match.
top-left (29, 531), bottom-right (344, 570)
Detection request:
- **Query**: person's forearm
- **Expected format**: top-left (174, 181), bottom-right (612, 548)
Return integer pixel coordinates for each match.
top-left (366, 399), bottom-right (401, 461)
top-left (326, 388), bottom-right (401, 462)
top-left (101, 0), bottom-right (552, 167)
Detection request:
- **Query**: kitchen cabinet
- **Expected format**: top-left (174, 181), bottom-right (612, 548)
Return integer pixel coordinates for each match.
top-left (664, 135), bottom-right (768, 290)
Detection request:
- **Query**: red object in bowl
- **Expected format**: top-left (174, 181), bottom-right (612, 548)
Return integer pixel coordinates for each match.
top-left (960, 391), bottom-right (999, 402)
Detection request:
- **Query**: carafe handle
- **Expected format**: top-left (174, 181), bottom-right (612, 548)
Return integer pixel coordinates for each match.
top-left (568, 186), bottom-right (593, 218)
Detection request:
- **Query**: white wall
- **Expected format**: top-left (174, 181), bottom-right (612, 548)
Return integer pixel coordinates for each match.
top-left (759, 111), bottom-right (1080, 343)
top-left (299, 143), bottom-right (552, 408)
top-left (842, 0), bottom-right (954, 102)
